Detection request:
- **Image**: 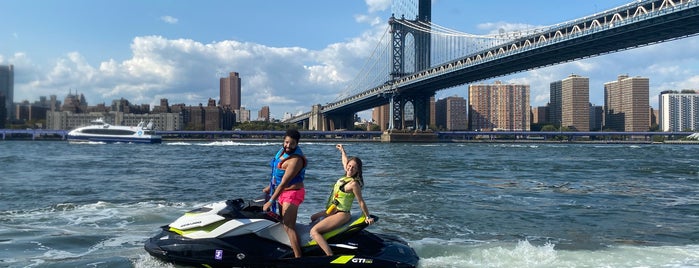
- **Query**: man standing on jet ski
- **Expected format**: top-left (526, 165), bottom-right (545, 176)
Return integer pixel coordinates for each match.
top-left (262, 129), bottom-right (307, 258)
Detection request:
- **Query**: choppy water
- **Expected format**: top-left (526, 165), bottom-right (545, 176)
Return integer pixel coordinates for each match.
top-left (1, 140), bottom-right (698, 267)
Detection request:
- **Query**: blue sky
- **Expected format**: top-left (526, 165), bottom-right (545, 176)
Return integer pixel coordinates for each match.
top-left (2, 0), bottom-right (698, 120)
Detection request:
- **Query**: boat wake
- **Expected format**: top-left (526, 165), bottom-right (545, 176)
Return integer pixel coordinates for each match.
top-left (411, 239), bottom-right (699, 268)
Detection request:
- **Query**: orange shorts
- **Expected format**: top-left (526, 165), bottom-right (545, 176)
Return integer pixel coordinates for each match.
top-left (278, 188), bottom-right (305, 206)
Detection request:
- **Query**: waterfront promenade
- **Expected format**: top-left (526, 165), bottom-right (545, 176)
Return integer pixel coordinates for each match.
top-left (1, 129), bottom-right (697, 143)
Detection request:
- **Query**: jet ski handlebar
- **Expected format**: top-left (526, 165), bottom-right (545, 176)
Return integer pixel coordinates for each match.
top-left (219, 198), bottom-right (378, 225)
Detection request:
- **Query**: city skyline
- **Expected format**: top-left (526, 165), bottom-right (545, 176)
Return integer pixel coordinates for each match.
top-left (5, 71), bottom-right (691, 123)
top-left (2, 1), bottom-right (699, 119)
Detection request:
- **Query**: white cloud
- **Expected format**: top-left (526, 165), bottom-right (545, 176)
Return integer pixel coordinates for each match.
top-left (683, 75), bottom-right (699, 89)
top-left (365, 0), bottom-right (391, 13)
top-left (160, 15), bottom-right (178, 24)
top-left (12, 31), bottom-right (383, 118)
top-left (477, 22), bottom-right (543, 35)
top-left (354, 14), bottom-right (383, 26)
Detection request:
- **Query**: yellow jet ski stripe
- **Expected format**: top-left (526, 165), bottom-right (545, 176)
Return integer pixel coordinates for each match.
top-left (306, 214), bottom-right (367, 246)
top-left (330, 255), bottom-right (355, 264)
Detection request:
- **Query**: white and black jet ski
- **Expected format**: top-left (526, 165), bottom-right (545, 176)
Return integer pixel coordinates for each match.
top-left (144, 198), bottom-right (419, 267)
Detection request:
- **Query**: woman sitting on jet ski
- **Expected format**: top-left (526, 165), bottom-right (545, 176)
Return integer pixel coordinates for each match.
top-left (309, 144), bottom-right (375, 256)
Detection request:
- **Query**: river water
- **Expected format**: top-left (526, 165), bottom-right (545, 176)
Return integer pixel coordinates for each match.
top-left (1, 140), bottom-right (698, 267)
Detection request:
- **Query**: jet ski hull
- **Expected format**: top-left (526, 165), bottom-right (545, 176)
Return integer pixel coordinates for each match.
top-left (145, 227), bottom-right (418, 267)
top-left (144, 198), bottom-right (419, 267)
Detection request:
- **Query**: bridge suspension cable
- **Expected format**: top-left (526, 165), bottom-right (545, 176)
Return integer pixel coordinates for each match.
top-left (332, 20), bottom-right (534, 103)
top-left (333, 26), bottom-right (393, 102)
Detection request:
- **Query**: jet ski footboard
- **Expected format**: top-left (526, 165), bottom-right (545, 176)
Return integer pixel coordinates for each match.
top-left (217, 198), bottom-right (281, 222)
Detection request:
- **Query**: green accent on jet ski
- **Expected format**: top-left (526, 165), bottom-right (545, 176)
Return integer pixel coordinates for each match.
top-left (330, 255), bottom-right (355, 264)
top-left (305, 214), bottom-right (367, 246)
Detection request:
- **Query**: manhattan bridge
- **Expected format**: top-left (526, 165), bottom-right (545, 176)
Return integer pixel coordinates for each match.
top-left (285, 0), bottom-right (699, 139)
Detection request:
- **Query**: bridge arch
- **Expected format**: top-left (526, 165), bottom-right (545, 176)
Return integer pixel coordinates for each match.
top-left (403, 32), bottom-right (417, 73)
top-left (610, 13), bottom-right (625, 25)
top-left (660, 0), bottom-right (677, 10)
top-left (634, 6), bottom-right (649, 17)
top-left (554, 30), bottom-right (564, 39)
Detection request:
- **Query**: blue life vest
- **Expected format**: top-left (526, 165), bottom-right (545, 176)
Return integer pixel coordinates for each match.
top-left (269, 147), bottom-right (307, 194)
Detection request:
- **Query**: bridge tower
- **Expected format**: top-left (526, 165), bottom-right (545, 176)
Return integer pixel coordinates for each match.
top-left (387, 0), bottom-right (432, 131)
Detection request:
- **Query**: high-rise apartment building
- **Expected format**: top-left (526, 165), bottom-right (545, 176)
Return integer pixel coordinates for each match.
top-left (548, 81), bottom-right (562, 128)
top-left (258, 106), bottom-right (270, 122)
top-left (220, 72), bottom-right (241, 110)
top-left (0, 65), bottom-right (14, 122)
top-left (659, 90), bottom-right (699, 131)
top-left (153, 98), bottom-right (171, 113)
top-left (62, 91), bottom-right (87, 113)
top-left (235, 107), bottom-right (250, 123)
top-left (469, 81), bottom-right (530, 131)
top-left (604, 75), bottom-right (649, 131)
top-left (590, 104), bottom-right (604, 131)
top-left (428, 96), bottom-right (436, 129)
top-left (372, 104), bottom-right (391, 131)
top-left (436, 96), bottom-right (468, 130)
top-left (532, 106), bottom-right (548, 125)
top-left (550, 74), bottom-right (590, 131)
top-left (0, 94), bottom-right (5, 128)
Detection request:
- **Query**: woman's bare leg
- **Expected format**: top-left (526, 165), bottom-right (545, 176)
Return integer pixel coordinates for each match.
top-left (309, 213), bottom-right (350, 256)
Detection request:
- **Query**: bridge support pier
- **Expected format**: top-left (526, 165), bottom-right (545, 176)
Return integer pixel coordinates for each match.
top-left (308, 104), bottom-right (325, 130)
top-left (326, 113), bottom-right (355, 130)
top-left (388, 92), bottom-right (434, 131)
top-left (382, 92), bottom-right (437, 142)
top-left (308, 104), bottom-right (355, 131)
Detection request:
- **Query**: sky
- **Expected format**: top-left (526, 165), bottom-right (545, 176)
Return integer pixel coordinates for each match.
top-left (2, 0), bottom-right (699, 120)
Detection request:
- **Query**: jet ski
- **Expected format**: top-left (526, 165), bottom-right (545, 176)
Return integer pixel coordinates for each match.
top-left (144, 197), bottom-right (419, 267)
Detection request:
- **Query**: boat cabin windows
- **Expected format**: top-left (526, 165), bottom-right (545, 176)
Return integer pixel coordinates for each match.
top-left (79, 129), bottom-right (137, 136)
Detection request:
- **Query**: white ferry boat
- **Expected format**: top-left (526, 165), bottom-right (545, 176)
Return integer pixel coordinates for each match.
top-left (67, 118), bottom-right (162, 144)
